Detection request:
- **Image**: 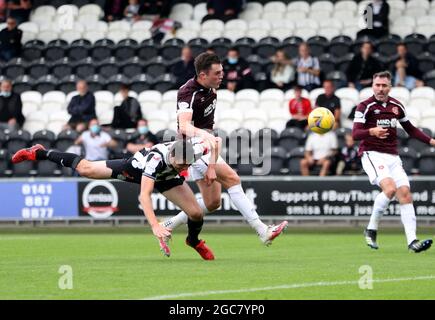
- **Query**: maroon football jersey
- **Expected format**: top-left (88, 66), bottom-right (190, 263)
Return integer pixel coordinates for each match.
top-left (353, 95), bottom-right (407, 155)
top-left (176, 77), bottom-right (217, 131)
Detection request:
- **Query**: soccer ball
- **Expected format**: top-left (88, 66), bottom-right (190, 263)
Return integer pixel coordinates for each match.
top-left (308, 107), bottom-right (335, 134)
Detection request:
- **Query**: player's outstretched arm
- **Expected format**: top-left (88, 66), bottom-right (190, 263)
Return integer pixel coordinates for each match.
top-left (139, 176), bottom-right (171, 239)
top-left (401, 121), bottom-right (432, 145)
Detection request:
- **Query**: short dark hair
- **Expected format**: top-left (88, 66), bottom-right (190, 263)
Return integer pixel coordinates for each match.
top-left (293, 85), bottom-right (303, 91)
top-left (120, 83), bottom-right (129, 91)
top-left (373, 71), bottom-right (392, 81)
top-left (194, 52), bottom-right (221, 75)
top-left (170, 140), bottom-right (195, 165)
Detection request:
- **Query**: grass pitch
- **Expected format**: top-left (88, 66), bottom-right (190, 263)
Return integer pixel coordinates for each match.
top-left (0, 227), bottom-right (434, 300)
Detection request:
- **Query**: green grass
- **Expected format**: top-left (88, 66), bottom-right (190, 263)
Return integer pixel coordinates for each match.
top-left (0, 227), bottom-right (434, 300)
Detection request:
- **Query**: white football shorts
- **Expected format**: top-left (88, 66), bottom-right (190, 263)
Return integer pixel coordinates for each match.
top-left (361, 151), bottom-right (410, 188)
top-left (187, 152), bottom-right (226, 181)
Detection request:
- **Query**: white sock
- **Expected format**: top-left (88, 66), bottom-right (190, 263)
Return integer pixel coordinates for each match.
top-left (367, 192), bottom-right (391, 230)
top-left (161, 196), bottom-right (209, 230)
top-left (400, 203), bottom-right (417, 245)
top-left (227, 184), bottom-right (268, 237)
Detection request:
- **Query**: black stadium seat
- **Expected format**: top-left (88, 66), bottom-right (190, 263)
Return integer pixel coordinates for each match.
top-left (234, 37), bottom-right (255, 58)
top-left (52, 59), bottom-right (74, 80)
top-left (418, 147), bottom-right (435, 175)
top-left (91, 40), bottom-right (114, 61)
top-left (188, 38), bottom-right (208, 57)
top-left (74, 57), bottom-right (96, 79)
top-left (130, 74), bottom-right (152, 93)
top-left (153, 73), bottom-right (176, 93)
top-left (280, 36), bottom-right (303, 59)
top-left (287, 146), bottom-right (305, 175)
top-left (34, 75), bottom-right (58, 94)
top-left (106, 74), bottom-right (130, 93)
top-left (44, 44), bottom-right (66, 62)
top-left (121, 60), bottom-right (143, 78)
top-left (86, 74), bottom-right (107, 92)
top-left (137, 42), bottom-right (159, 60)
top-left (307, 36), bottom-right (328, 57)
top-left (417, 52), bottom-right (435, 74)
top-left (58, 74), bottom-right (80, 93)
top-left (68, 41), bottom-right (90, 62)
top-left (145, 57), bottom-right (168, 78)
top-left (155, 129), bottom-right (177, 142)
top-left (32, 130), bottom-right (56, 149)
top-left (423, 70), bottom-right (435, 89)
top-left (278, 127), bottom-right (304, 152)
top-left (0, 149), bottom-right (11, 177)
top-left (12, 75), bottom-right (35, 94)
top-left (27, 61), bottom-right (50, 79)
top-left (255, 37), bottom-right (279, 59)
top-left (21, 41), bottom-right (44, 62)
top-left (319, 53), bottom-right (337, 76)
top-left (399, 147), bottom-right (417, 174)
top-left (114, 39), bottom-right (138, 60)
top-left (97, 58), bottom-right (119, 78)
top-left (404, 34), bottom-right (427, 57)
top-left (328, 35), bottom-right (352, 57)
top-left (264, 146), bottom-right (287, 175)
top-left (4, 58), bottom-right (26, 79)
top-left (55, 130), bottom-right (79, 152)
top-left (375, 35), bottom-right (400, 57)
top-left (6, 130), bottom-right (31, 154)
top-left (37, 160), bottom-right (61, 177)
top-left (0, 130), bottom-right (7, 149)
top-left (160, 39), bottom-right (183, 60)
top-left (210, 38), bottom-right (231, 59)
top-left (336, 52), bottom-right (354, 73)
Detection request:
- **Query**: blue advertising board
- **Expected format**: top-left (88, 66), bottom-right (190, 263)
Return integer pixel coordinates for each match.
top-left (0, 181), bottom-right (78, 219)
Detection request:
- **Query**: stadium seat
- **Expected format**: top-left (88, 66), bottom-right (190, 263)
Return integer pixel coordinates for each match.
top-left (55, 129), bottom-right (79, 152)
top-left (4, 61), bottom-right (26, 79)
top-left (399, 146), bottom-right (417, 174)
top-left (404, 34), bottom-right (427, 57)
top-left (390, 87), bottom-right (410, 105)
top-left (287, 146), bottom-right (305, 175)
top-left (146, 110), bottom-right (169, 133)
top-left (423, 70), bottom-right (435, 90)
top-left (130, 74), bottom-right (152, 93)
top-left (32, 130), bottom-right (56, 149)
top-left (98, 59), bottom-right (119, 79)
top-left (243, 109), bottom-right (268, 133)
top-left (86, 74), bottom-right (107, 92)
top-left (34, 75), bottom-right (58, 94)
top-left (417, 52), bottom-right (435, 74)
top-left (0, 149), bottom-right (11, 177)
top-left (152, 74), bottom-right (176, 93)
top-left (260, 146), bottom-right (287, 175)
top-left (5, 129), bottom-right (32, 154)
top-left (113, 40), bottom-right (138, 60)
top-left (306, 36), bottom-right (328, 57)
top-left (12, 160), bottom-right (35, 177)
top-left (155, 129), bottom-right (177, 143)
top-left (278, 127), bottom-right (305, 152)
top-left (44, 43), bottom-right (66, 62)
top-left (418, 147), bottom-right (435, 174)
top-left (91, 39), bottom-right (114, 61)
top-left (27, 61), bottom-right (50, 79)
top-left (21, 42), bottom-right (44, 62)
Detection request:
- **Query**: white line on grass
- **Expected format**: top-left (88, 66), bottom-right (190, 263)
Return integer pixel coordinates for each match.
top-left (142, 275), bottom-right (435, 300)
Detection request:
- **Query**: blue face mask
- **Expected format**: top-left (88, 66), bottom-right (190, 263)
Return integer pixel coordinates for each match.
top-left (228, 57), bottom-right (238, 64)
top-left (138, 126), bottom-right (149, 135)
top-left (90, 124), bottom-right (100, 134)
top-left (1, 91), bottom-right (11, 97)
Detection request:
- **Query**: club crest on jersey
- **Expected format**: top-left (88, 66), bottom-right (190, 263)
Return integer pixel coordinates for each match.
top-left (377, 118), bottom-right (397, 128)
top-left (392, 107), bottom-right (399, 115)
top-left (374, 109), bottom-right (381, 114)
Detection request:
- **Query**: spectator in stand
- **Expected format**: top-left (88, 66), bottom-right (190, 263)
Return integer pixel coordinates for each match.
top-left (0, 79), bottom-right (24, 130)
top-left (7, 0), bottom-right (32, 25)
top-left (346, 42), bottom-right (383, 90)
top-left (0, 0), bottom-right (7, 23)
top-left (171, 46), bottom-right (196, 88)
top-left (300, 130), bottom-right (338, 176)
top-left (392, 43), bottom-right (424, 90)
top-left (104, 0), bottom-right (129, 22)
top-left (357, 0), bottom-right (390, 40)
top-left (293, 43), bottom-right (321, 91)
top-left (75, 118), bottom-right (117, 161)
top-left (202, 0), bottom-right (243, 23)
top-left (139, 0), bottom-right (171, 20)
top-left (149, 16), bottom-right (180, 43)
top-left (0, 17), bottom-right (21, 61)
top-left (269, 49), bottom-right (295, 91)
top-left (222, 47), bottom-right (253, 92)
top-left (286, 85), bottom-right (312, 130)
top-left (123, 0), bottom-right (140, 22)
top-left (111, 84), bottom-right (143, 129)
top-left (126, 119), bottom-right (159, 155)
top-left (66, 80), bottom-right (96, 133)
top-left (315, 80), bottom-right (341, 129)
top-left (336, 133), bottom-right (361, 175)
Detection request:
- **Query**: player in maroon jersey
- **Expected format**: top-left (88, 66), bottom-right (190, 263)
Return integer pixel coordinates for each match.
top-left (160, 52), bottom-right (288, 247)
top-left (352, 71), bottom-right (435, 252)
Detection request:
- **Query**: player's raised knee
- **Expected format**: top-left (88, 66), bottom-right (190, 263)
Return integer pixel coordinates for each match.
top-left (206, 198), bottom-right (221, 212)
top-left (384, 187), bottom-right (397, 199)
top-left (189, 206), bottom-right (204, 221)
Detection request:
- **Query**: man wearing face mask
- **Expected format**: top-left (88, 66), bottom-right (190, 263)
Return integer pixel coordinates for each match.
top-left (74, 118), bottom-right (117, 161)
top-left (0, 17), bottom-right (22, 62)
top-left (111, 84), bottom-right (142, 129)
top-left (126, 119), bottom-right (159, 155)
top-left (222, 47), bottom-right (253, 92)
top-left (0, 79), bottom-right (24, 131)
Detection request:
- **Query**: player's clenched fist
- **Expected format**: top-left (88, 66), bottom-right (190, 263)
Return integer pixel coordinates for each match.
top-left (369, 127), bottom-right (389, 139)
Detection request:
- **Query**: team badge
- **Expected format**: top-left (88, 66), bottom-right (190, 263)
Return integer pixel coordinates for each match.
top-left (392, 107), bottom-right (399, 115)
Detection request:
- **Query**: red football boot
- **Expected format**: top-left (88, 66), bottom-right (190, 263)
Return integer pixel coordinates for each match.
top-left (11, 144), bottom-right (45, 164)
top-left (186, 239), bottom-right (215, 260)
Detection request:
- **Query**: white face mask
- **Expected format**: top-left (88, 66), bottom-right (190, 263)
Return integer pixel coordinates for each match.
top-left (0, 91), bottom-right (11, 97)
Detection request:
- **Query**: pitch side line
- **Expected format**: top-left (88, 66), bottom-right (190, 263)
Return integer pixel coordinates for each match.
top-left (142, 275), bottom-right (435, 300)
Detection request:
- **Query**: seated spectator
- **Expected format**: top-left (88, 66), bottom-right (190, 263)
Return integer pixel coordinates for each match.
top-left (126, 119), bottom-right (159, 154)
top-left (203, 0), bottom-right (243, 23)
top-left (286, 85), bottom-right (312, 130)
top-left (0, 79), bottom-right (24, 130)
top-left (0, 0), bottom-right (7, 23)
top-left (149, 17), bottom-right (180, 43)
top-left (293, 43), bottom-right (321, 91)
top-left (357, 0), bottom-right (390, 40)
top-left (66, 80), bottom-right (96, 133)
top-left (75, 119), bottom-right (117, 161)
top-left (346, 42), bottom-right (383, 90)
top-left (222, 47), bottom-right (253, 92)
top-left (336, 133), bottom-right (361, 175)
top-left (0, 17), bottom-right (22, 62)
top-left (111, 84), bottom-right (142, 129)
top-left (269, 49), bottom-right (295, 91)
top-left (124, 0), bottom-right (140, 22)
top-left (7, 0), bottom-right (32, 25)
top-left (171, 46), bottom-right (196, 88)
top-left (315, 80), bottom-right (341, 129)
top-left (104, 0), bottom-right (129, 22)
top-left (300, 130), bottom-right (338, 176)
top-left (392, 43), bottom-right (424, 90)
top-left (139, 0), bottom-right (171, 20)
